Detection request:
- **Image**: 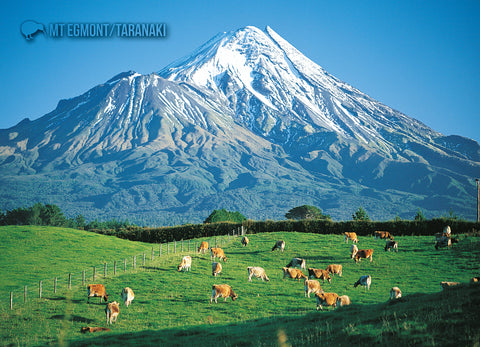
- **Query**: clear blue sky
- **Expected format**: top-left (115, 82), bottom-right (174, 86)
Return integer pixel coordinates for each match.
top-left (1, 0), bottom-right (479, 143)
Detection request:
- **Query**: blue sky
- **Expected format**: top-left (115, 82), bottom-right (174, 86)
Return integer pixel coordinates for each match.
top-left (1, 0), bottom-right (479, 143)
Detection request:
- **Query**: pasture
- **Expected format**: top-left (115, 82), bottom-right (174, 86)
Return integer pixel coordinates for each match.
top-left (1, 226), bottom-right (479, 346)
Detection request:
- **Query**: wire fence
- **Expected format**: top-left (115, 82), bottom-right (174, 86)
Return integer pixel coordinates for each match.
top-left (3, 227), bottom-right (245, 311)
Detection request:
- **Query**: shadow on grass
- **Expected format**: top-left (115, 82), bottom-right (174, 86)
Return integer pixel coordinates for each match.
top-left (50, 314), bottom-right (94, 323)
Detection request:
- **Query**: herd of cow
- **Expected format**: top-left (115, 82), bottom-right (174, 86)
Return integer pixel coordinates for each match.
top-left (83, 226), bottom-right (469, 329)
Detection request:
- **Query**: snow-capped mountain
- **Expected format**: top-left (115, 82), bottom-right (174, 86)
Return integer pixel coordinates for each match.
top-left (0, 26), bottom-right (479, 225)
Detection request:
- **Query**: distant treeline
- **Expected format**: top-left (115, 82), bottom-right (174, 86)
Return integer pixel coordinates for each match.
top-left (91, 218), bottom-right (480, 244)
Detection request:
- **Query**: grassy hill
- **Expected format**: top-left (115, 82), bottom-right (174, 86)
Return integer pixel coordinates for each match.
top-left (0, 226), bottom-right (479, 346)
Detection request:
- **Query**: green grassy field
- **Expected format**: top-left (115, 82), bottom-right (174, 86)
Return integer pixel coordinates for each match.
top-left (1, 226), bottom-right (479, 346)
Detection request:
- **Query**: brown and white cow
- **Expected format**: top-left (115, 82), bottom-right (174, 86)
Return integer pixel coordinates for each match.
top-left (304, 279), bottom-right (323, 298)
top-left (354, 275), bottom-right (372, 290)
top-left (286, 257), bottom-right (306, 270)
top-left (120, 287), bottom-right (135, 307)
top-left (247, 266), bottom-right (269, 282)
top-left (212, 262), bottom-right (222, 277)
top-left (211, 247), bottom-right (227, 262)
top-left (105, 301), bottom-right (120, 325)
top-left (440, 281), bottom-right (460, 290)
top-left (308, 268), bottom-right (332, 284)
top-left (354, 249), bottom-right (374, 263)
top-left (241, 236), bottom-right (249, 247)
top-left (390, 287), bottom-right (402, 300)
top-left (374, 231), bottom-right (394, 240)
top-left (385, 240), bottom-right (398, 252)
top-left (198, 241), bottom-right (209, 254)
top-left (350, 244), bottom-right (359, 259)
top-left (315, 292), bottom-right (339, 311)
top-left (344, 232), bottom-right (358, 243)
top-left (211, 284), bottom-right (238, 303)
top-left (80, 326), bottom-right (111, 333)
top-left (325, 264), bottom-right (342, 277)
top-left (336, 295), bottom-right (351, 307)
top-left (282, 267), bottom-right (307, 281)
top-left (471, 277), bottom-right (480, 283)
top-left (435, 237), bottom-right (458, 250)
top-left (177, 256), bottom-right (192, 272)
top-left (87, 284), bottom-right (108, 303)
top-left (272, 240), bottom-right (285, 252)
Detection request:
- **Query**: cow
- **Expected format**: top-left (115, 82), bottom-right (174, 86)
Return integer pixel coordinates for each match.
top-left (344, 232), bottom-right (358, 243)
top-left (87, 284), bottom-right (108, 303)
top-left (212, 262), bottom-right (222, 277)
top-left (325, 264), bottom-right (342, 277)
top-left (354, 275), bottom-right (372, 290)
top-left (120, 287), bottom-right (135, 307)
top-left (385, 240), bottom-right (398, 252)
top-left (80, 326), bottom-right (111, 333)
top-left (470, 277), bottom-right (480, 283)
top-left (308, 268), bottom-right (332, 284)
top-left (374, 231), bottom-right (394, 240)
top-left (282, 267), bottom-right (307, 281)
top-left (241, 236), bottom-right (249, 247)
top-left (177, 256), bottom-right (192, 272)
top-left (105, 301), bottom-right (120, 325)
top-left (390, 287), bottom-right (402, 300)
top-left (440, 281), bottom-right (460, 290)
top-left (350, 244), bottom-right (359, 259)
top-left (435, 237), bottom-right (458, 250)
top-left (354, 249), bottom-right (374, 263)
top-left (435, 226), bottom-right (452, 242)
top-left (304, 279), bottom-right (323, 298)
top-left (286, 257), bottom-right (306, 270)
top-left (247, 266), bottom-right (269, 282)
top-left (272, 240), bottom-right (285, 252)
top-left (198, 241), bottom-right (209, 254)
top-left (315, 292), bottom-right (339, 311)
top-left (211, 247), bottom-right (227, 262)
top-left (336, 295), bottom-right (351, 307)
top-left (211, 284), bottom-right (238, 303)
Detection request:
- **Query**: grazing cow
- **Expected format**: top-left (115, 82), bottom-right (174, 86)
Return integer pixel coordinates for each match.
top-left (336, 295), bottom-right (351, 307)
top-left (325, 264), bottom-right (343, 277)
top-left (385, 240), bottom-right (398, 252)
top-left (212, 262), bottom-right (222, 277)
top-left (354, 249), bottom-right (374, 263)
top-left (354, 275), bottom-right (372, 290)
top-left (282, 267), bottom-right (308, 281)
top-left (435, 226), bottom-right (452, 242)
top-left (390, 287), bottom-right (402, 300)
top-left (105, 301), bottom-right (120, 325)
top-left (374, 231), bottom-right (394, 240)
top-left (350, 244), bottom-right (359, 259)
top-left (315, 292), bottom-right (339, 311)
top-left (241, 236), bottom-right (249, 247)
top-left (344, 232), bottom-right (358, 243)
top-left (440, 281), bottom-right (460, 290)
top-left (435, 237), bottom-right (458, 250)
top-left (211, 247), bottom-right (227, 262)
top-left (120, 287), bottom-right (135, 307)
top-left (211, 284), bottom-right (238, 303)
top-left (308, 268), bottom-right (332, 284)
top-left (87, 284), bottom-right (108, 303)
top-left (247, 266), bottom-right (269, 282)
top-left (272, 240), bottom-right (285, 252)
top-left (470, 277), bottom-right (480, 283)
top-left (286, 257), bottom-right (306, 270)
top-left (304, 279), bottom-right (323, 298)
top-left (198, 241), bottom-right (209, 254)
top-left (80, 326), bottom-right (111, 333)
top-left (177, 256), bottom-right (192, 272)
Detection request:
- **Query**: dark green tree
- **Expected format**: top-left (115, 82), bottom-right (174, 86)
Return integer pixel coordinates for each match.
top-left (204, 208), bottom-right (246, 223)
top-left (285, 205), bottom-right (331, 220)
top-left (352, 206), bottom-right (370, 221)
top-left (414, 209), bottom-right (426, 221)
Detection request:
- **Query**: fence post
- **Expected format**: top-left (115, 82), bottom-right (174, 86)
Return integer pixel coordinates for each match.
top-left (54, 278), bottom-right (57, 293)
top-left (159, 244), bottom-right (162, 257)
top-left (174, 241), bottom-right (177, 253)
top-left (24, 286), bottom-right (27, 303)
top-left (167, 243), bottom-right (170, 254)
top-left (124, 259), bottom-right (127, 272)
top-left (114, 261), bottom-right (117, 276)
top-left (133, 256), bottom-right (136, 270)
top-left (93, 266), bottom-right (96, 281)
top-left (151, 247), bottom-right (154, 261)
top-left (215, 237), bottom-right (217, 248)
top-left (104, 263), bottom-right (107, 278)
top-left (82, 270), bottom-right (85, 286)
top-left (10, 292), bottom-right (13, 310)
top-left (189, 240), bottom-right (191, 252)
top-left (68, 274), bottom-right (72, 290)
top-left (39, 281), bottom-right (42, 298)
top-left (181, 239), bottom-right (184, 252)
top-left (143, 253), bottom-right (146, 266)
